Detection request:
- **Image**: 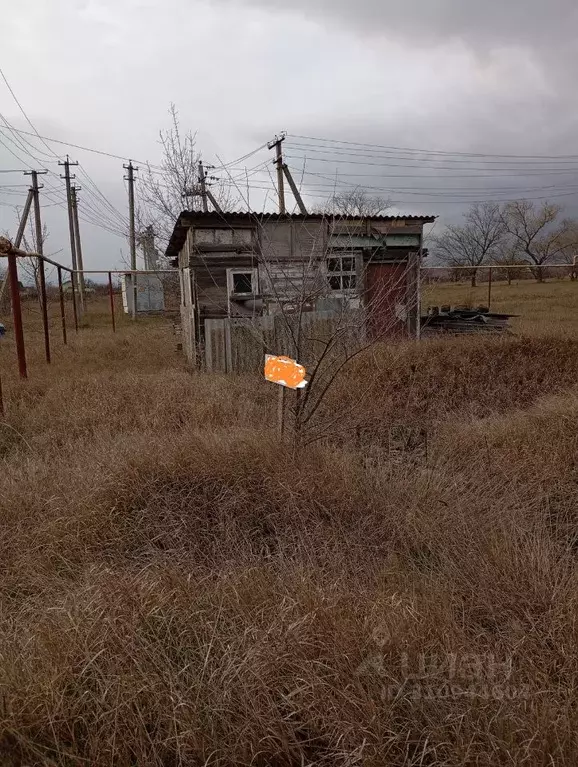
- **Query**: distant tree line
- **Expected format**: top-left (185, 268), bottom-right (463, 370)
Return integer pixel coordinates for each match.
top-left (431, 200), bottom-right (578, 285)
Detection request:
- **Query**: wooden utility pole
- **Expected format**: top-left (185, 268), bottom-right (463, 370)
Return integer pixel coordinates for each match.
top-left (268, 135), bottom-right (286, 214)
top-left (123, 161), bottom-right (138, 319)
top-left (5, 245), bottom-right (27, 379)
top-left (59, 156), bottom-right (80, 300)
top-left (198, 161), bottom-right (209, 213)
top-left (70, 185), bottom-right (86, 306)
top-left (0, 188), bottom-right (33, 307)
top-left (27, 169), bottom-right (51, 363)
top-left (282, 165), bottom-right (308, 215)
top-left (185, 164), bottom-right (223, 214)
top-left (27, 170), bottom-right (47, 256)
top-left (206, 188), bottom-right (223, 214)
top-left (14, 188), bottom-right (34, 248)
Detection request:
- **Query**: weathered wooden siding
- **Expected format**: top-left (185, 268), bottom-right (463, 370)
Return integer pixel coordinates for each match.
top-left (180, 267), bottom-right (196, 364)
top-left (259, 220), bottom-right (327, 302)
top-left (204, 311), bottom-right (364, 374)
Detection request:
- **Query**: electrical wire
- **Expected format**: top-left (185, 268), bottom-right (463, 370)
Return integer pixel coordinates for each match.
top-left (0, 66), bottom-right (131, 236)
top-left (284, 152), bottom-right (578, 174)
top-left (0, 65), bottom-right (60, 159)
top-left (285, 141), bottom-right (578, 167)
top-left (78, 164), bottom-right (129, 227)
top-left (214, 177), bottom-right (578, 206)
top-left (0, 124), bottom-right (164, 167)
top-left (287, 167), bottom-right (578, 197)
top-left (286, 133), bottom-right (578, 161)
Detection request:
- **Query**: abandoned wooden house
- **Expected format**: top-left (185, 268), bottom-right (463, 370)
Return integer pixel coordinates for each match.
top-left (165, 211), bottom-right (435, 371)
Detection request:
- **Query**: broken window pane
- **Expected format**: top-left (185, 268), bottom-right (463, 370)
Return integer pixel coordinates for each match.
top-left (232, 272), bottom-right (253, 294)
top-left (328, 275), bottom-right (342, 291)
top-left (342, 257), bottom-right (356, 272)
top-left (327, 258), bottom-right (341, 272)
top-left (342, 275), bottom-right (357, 289)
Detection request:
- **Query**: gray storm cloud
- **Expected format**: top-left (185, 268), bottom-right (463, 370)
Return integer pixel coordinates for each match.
top-left (213, 0), bottom-right (578, 53)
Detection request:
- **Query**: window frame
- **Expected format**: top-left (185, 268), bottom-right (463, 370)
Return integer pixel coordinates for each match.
top-left (326, 253), bottom-right (358, 293)
top-left (227, 267), bottom-right (258, 297)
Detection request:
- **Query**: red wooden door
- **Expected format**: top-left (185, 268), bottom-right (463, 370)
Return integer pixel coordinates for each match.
top-left (365, 263), bottom-right (408, 339)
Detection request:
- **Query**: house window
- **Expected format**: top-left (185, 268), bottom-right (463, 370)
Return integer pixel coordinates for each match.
top-left (327, 255), bottom-right (357, 292)
top-left (233, 272), bottom-right (253, 294)
top-left (227, 268), bottom-right (258, 296)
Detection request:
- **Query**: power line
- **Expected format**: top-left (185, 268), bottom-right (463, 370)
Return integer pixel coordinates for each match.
top-left (284, 153), bottom-right (578, 174)
top-left (78, 164), bottom-right (128, 227)
top-left (286, 133), bottom-right (578, 161)
top-left (208, 144), bottom-right (269, 171)
top-left (0, 64), bottom-right (60, 159)
top-left (215, 178), bottom-right (578, 206)
top-left (288, 167), bottom-right (578, 196)
top-left (0, 66), bottom-right (131, 235)
top-left (286, 141), bottom-right (578, 167)
top-left (0, 129), bottom-right (127, 236)
top-left (285, 145), bottom-right (578, 171)
top-left (0, 124), bottom-right (163, 167)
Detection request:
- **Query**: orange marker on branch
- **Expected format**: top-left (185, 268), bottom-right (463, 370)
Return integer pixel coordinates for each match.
top-left (264, 354), bottom-right (307, 389)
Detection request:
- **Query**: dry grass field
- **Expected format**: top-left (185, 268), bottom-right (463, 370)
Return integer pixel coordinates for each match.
top-left (1, 282), bottom-right (578, 765)
top-left (423, 277), bottom-right (578, 335)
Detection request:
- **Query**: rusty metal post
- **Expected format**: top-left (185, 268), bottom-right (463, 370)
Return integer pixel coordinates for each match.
top-left (57, 266), bottom-right (67, 345)
top-left (108, 271), bottom-right (116, 332)
top-left (70, 271), bottom-right (79, 333)
top-left (7, 253), bottom-right (27, 379)
top-left (487, 267), bottom-right (493, 310)
top-left (38, 257), bottom-right (51, 364)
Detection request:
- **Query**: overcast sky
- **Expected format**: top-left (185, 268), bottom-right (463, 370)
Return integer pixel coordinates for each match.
top-left (1, 0), bottom-right (577, 274)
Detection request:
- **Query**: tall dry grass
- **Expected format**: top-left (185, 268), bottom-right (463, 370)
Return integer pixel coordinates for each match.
top-left (423, 277), bottom-right (578, 336)
top-left (1, 299), bottom-right (578, 764)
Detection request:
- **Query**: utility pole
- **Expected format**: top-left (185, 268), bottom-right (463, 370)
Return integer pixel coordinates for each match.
top-left (26, 170), bottom-right (48, 256)
top-left (268, 134), bottom-right (307, 215)
top-left (198, 161), bottom-right (209, 213)
top-left (14, 188), bottom-right (34, 248)
top-left (59, 156), bottom-right (80, 299)
top-left (123, 161), bottom-right (138, 319)
top-left (0, 187), bottom-right (34, 310)
top-left (268, 134), bottom-right (286, 214)
top-left (25, 170), bottom-right (51, 363)
top-left (183, 164), bottom-right (223, 214)
top-left (70, 185), bottom-right (86, 306)
top-left (139, 225), bottom-right (158, 271)
top-left (282, 165), bottom-right (308, 215)
top-left (205, 186), bottom-right (223, 215)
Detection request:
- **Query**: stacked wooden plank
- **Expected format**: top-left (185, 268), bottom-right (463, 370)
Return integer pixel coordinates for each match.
top-left (422, 306), bottom-right (516, 335)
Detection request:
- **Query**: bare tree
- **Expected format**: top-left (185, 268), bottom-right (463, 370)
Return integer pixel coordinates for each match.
top-left (432, 202), bottom-right (507, 287)
top-left (501, 200), bottom-right (578, 282)
top-left (138, 104), bottom-right (237, 249)
top-left (552, 221), bottom-right (578, 280)
top-left (491, 244), bottom-right (529, 285)
top-left (17, 215), bottom-right (54, 296)
top-left (319, 188), bottom-right (391, 218)
top-left (220, 214), bottom-right (416, 445)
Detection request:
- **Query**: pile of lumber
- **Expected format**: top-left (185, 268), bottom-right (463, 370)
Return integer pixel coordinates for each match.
top-left (422, 306), bottom-right (516, 335)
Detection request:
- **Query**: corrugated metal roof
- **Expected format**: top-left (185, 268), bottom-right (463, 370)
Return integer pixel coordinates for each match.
top-left (165, 210), bottom-right (436, 259)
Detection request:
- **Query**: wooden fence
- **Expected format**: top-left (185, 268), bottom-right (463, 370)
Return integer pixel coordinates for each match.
top-left (204, 310), bottom-right (364, 373)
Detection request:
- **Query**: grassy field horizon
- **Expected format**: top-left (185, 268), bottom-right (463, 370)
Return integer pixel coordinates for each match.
top-left (423, 276), bottom-right (578, 335)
